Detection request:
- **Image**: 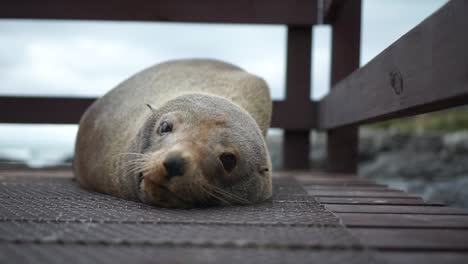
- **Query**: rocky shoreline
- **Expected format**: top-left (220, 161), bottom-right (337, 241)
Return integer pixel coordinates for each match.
top-left (266, 129), bottom-right (468, 208)
top-left (359, 129), bottom-right (468, 208)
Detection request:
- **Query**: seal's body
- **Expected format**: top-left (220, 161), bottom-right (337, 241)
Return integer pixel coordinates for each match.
top-left (74, 59), bottom-right (272, 208)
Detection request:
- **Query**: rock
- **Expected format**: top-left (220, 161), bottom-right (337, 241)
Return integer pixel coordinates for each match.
top-left (359, 128), bottom-right (412, 162)
top-left (443, 132), bottom-right (468, 155)
top-left (425, 176), bottom-right (468, 208)
top-left (359, 152), bottom-right (468, 180)
top-left (403, 132), bottom-right (443, 153)
top-left (359, 130), bottom-right (468, 209)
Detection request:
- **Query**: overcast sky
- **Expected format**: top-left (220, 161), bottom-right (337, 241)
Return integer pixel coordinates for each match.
top-left (0, 0), bottom-right (448, 100)
top-left (0, 0), bottom-right (449, 165)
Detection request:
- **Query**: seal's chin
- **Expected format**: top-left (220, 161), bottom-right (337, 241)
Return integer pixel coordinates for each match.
top-left (136, 171), bottom-right (233, 208)
top-left (136, 173), bottom-right (191, 208)
top-left (137, 173), bottom-right (185, 208)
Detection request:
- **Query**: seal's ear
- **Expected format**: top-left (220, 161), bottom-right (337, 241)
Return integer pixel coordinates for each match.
top-left (146, 104), bottom-right (156, 112)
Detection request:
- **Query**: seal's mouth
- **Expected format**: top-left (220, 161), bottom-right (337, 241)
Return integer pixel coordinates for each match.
top-left (138, 172), bottom-right (144, 187)
top-left (137, 172), bottom-right (191, 208)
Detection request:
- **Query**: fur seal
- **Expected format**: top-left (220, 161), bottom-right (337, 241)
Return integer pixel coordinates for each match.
top-left (74, 59), bottom-right (272, 208)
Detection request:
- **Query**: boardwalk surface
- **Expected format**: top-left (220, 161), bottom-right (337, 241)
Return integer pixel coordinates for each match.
top-left (0, 169), bottom-right (467, 263)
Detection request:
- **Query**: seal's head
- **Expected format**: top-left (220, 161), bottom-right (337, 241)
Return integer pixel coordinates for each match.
top-left (128, 94), bottom-right (272, 208)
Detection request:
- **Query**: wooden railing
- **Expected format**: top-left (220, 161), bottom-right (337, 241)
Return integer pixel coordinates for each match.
top-left (1, 0), bottom-right (467, 173)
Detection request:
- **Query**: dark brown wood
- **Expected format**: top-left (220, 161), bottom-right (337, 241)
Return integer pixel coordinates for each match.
top-left (325, 0), bottom-right (361, 173)
top-left (318, 197), bottom-right (440, 206)
top-left (0, 96), bottom-right (315, 129)
top-left (295, 175), bottom-right (386, 187)
top-left (0, 96), bottom-right (94, 124)
top-left (305, 186), bottom-right (400, 192)
top-left (283, 26), bottom-right (312, 170)
top-left (304, 182), bottom-right (386, 187)
top-left (293, 171), bottom-right (359, 179)
top-left (326, 204), bottom-right (468, 215)
top-left (350, 228), bottom-right (468, 250)
top-left (379, 252), bottom-right (468, 264)
top-left (294, 172), bottom-right (364, 180)
top-left (322, 0), bottom-right (345, 24)
top-left (282, 131), bottom-right (310, 169)
top-left (271, 101), bottom-right (316, 129)
top-left (299, 177), bottom-right (380, 184)
top-left (338, 213), bottom-right (468, 228)
top-left (319, 0), bottom-right (468, 129)
top-left (0, 0), bottom-right (318, 25)
top-left (308, 190), bottom-right (420, 198)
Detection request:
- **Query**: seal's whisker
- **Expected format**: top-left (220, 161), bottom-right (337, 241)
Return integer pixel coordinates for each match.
top-left (215, 191), bottom-right (249, 205)
top-left (121, 159), bottom-right (150, 175)
top-left (121, 157), bottom-right (149, 164)
top-left (121, 160), bottom-right (146, 169)
top-left (113, 152), bottom-right (150, 159)
top-left (121, 162), bottom-right (144, 169)
top-left (204, 183), bottom-right (248, 205)
top-left (117, 156), bottom-right (151, 174)
top-left (121, 160), bottom-right (148, 168)
top-left (207, 184), bottom-right (250, 204)
top-left (117, 152), bottom-right (151, 156)
top-left (122, 157), bottom-right (150, 162)
top-left (131, 165), bottom-right (155, 178)
top-left (125, 166), bottom-right (146, 175)
top-left (141, 163), bottom-right (156, 173)
top-left (120, 159), bottom-right (147, 166)
top-left (203, 183), bottom-right (235, 204)
top-left (200, 185), bottom-right (231, 206)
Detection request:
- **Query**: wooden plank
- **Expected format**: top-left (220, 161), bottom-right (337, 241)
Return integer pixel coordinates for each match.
top-left (0, 96), bottom-right (93, 124)
top-left (296, 176), bottom-right (368, 182)
top-left (293, 172), bottom-right (360, 179)
top-left (297, 178), bottom-right (385, 186)
top-left (0, 0), bottom-right (318, 25)
top-left (0, 96), bottom-right (314, 129)
top-left (271, 101), bottom-right (316, 129)
top-left (319, 0), bottom-right (468, 129)
top-left (329, 0), bottom-right (361, 87)
top-left (283, 26), bottom-right (312, 170)
top-left (318, 197), bottom-right (439, 206)
top-left (282, 131), bottom-right (310, 169)
top-left (350, 228), bottom-right (468, 250)
top-left (378, 252), bottom-right (468, 264)
top-left (338, 213), bottom-right (468, 228)
top-left (322, 0), bottom-right (345, 24)
top-left (304, 185), bottom-right (401, 192)
top-left (325, 0), bottom-right (361, 173)
top-left (308, 190), bottom-right (420, 198)
top-left (326, 127), bottom-right (359, 173)
top-left (305, 182), bottom-right (387, 187)
top-left (326, 204), bottom-right (468, 215)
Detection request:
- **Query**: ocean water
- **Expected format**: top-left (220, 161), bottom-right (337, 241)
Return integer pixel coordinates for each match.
top-left (0, 124), bottom-right (77, 167)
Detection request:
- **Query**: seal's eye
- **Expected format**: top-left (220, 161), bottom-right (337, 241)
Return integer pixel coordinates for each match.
top-left (219, 152), bottom-right (237, 172)
top-left (158, 122), bottom-right (172, 135)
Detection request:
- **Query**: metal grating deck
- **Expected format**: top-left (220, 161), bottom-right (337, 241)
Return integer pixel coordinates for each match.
top-left (0, 172), bottom-right (379, 264)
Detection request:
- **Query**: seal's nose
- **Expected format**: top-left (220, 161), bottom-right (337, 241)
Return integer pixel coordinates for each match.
top-left (163, 154), bottom-right (186, 179)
